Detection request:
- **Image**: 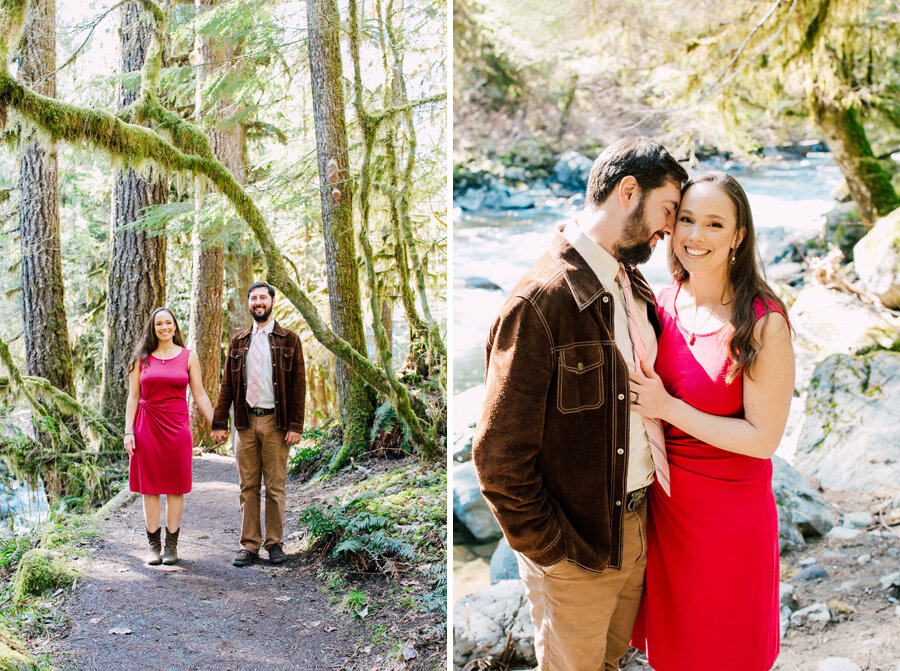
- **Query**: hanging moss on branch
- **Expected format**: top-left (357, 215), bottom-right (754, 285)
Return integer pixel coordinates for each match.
top-left (0, 0), bottom-right (441, 456)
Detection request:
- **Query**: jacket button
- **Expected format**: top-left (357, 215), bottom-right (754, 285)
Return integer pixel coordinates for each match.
top-left (617, 448), bottom-right (624, 455)
top-left (577, 362), bottom-right (584, 371)
top-left (602, 296), bottom-right (609, 303)
top-left (618, 393), bottom-right (625, 400)
top-left (615, 500), bottom-right (622, 506)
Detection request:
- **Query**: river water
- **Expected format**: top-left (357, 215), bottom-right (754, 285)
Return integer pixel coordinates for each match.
top-left (453, 154), bottom-right (842, 394)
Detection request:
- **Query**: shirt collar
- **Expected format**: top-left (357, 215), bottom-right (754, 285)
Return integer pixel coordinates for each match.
top-left (253, 320), bottom-right (275, 336)
top-left (563, 219), bottom-right (620, 288)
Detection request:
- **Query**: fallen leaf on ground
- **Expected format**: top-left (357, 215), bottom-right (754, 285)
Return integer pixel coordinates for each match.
top-left (116, 568), bottom-right (129, 573)
top-left (107, 628), bottom-right (132, 635)
top-left (274, 596), bottom-right (292, 602)
top-left (355, 605), bottom-right (369, 618)
top-left (402, 643), bottom-right (417, 661)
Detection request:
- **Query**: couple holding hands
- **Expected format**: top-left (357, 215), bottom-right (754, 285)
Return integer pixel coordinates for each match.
top-left (124, 282), bottom-right (305, 568)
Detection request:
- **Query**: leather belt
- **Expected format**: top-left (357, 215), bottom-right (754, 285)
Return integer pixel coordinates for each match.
top-left (247, 405), bottom-right (275, 417)
top-left (625, 486), bottom-right (649, 512)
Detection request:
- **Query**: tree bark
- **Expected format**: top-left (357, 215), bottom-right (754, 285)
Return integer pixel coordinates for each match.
top-left (100, 0), bottom-right (168, 423)
top-left (307, 0), bottom-right (374, 460)
top-left (17, 0), bottom-right (76, 397)
top-left (814, 100), bottom-right (900, 223)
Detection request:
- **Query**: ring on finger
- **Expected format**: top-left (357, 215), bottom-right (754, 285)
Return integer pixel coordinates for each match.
top-left (631, 390), bottom-right (639, 403)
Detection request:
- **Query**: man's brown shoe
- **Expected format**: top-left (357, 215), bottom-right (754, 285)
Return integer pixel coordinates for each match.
top-left (267, 544), bottom-right (288, 565)
top-left (233, 549), bottom-right (258, 567)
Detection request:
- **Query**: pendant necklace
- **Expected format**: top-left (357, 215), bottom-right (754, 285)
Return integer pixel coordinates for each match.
top-left (689, 298), bottom-right (715, 346)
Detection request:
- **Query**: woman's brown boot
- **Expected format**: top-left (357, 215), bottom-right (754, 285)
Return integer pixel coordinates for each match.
top-left (162, 527), bottom-right (179, 565)
top-left (145, 527), bottom-right (162, 565)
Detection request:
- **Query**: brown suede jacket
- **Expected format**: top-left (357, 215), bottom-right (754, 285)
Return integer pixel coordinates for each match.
top-left (472, 232), bottom-right (660, 573)
top-left (211, 321), bottom-right (305, 433)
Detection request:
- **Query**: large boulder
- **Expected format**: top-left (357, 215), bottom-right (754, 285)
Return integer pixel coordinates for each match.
top-left (453, 385), bottom-right (485, 463)
top-left (490, 537), bottom-right (520, 583)
top-left (790, 285), bottom-right (897, 354)
top-left (453, 461), bottom-right (503, 543)
top-left (853, 207), bottom-right (900, 308)
top-left (795, 351), bottom-right (900, 491)
top-left (453, 580), bottom-right (535, 670)
top-left (551, 151), bottom-right (593, 193)
top-left (772, 456), bottom-right (836, 552)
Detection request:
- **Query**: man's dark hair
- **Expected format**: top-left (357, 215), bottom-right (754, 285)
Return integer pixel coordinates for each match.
top-left (247, 281), bottom-right (275, 298)
top-left (585, 137), bottom-right (688, 209)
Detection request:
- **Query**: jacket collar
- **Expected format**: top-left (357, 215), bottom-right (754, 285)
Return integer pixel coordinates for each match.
top-left (237, 319), bottom-right (287, 340)
top-left (550, 231), bottom-right (657, 311)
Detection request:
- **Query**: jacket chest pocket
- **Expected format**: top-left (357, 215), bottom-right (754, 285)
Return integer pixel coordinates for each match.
top-left (556, 344), bottom-right (605, 414)
top-left (273, 347), bottom-right (294, 371)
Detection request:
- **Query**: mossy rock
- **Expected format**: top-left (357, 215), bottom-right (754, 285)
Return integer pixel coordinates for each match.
top-left (13, 549), bottom-right (76, 604)
top-left (0, 623), bottom-right (38, 670)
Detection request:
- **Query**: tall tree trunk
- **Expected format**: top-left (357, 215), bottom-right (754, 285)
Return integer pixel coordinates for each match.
top-left (814, 100), bottom-right (900, 223)
top-left (307, 0), bottom-right (374, 462)
top-left (188, 0), bottom-right (243, 446)
top-left (17, 0), bottom-right (76, 397)
top-left (100, 0), bottom-right (168, 425)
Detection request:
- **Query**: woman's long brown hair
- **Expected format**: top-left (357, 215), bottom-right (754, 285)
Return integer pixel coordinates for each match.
top-left (127, 307), bottom-right (186, 373)
top-left (668, 171), bottom-right (789, 382)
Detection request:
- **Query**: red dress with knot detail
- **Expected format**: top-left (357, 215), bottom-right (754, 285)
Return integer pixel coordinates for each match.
top-left (630, 285), bottom-right (781, 671)
top-left (128, 348), bottom-right (193, 495)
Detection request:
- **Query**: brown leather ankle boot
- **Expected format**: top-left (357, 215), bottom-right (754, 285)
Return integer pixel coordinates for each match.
top-left (162, 527), bottom-right (179, 565)
top-left (145, 527), bottom-right (162, 565)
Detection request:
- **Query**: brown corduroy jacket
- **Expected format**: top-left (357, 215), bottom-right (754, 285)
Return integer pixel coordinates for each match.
top-left (472, 232), bottom-right (660, 573)
top-left (211, 321), bottom-right (305, 434)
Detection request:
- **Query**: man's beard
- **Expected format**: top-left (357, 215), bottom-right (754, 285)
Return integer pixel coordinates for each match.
top-left (251, 306), bottom-right (272, 323)
top-left (611, 194), bottom-right (657, 266)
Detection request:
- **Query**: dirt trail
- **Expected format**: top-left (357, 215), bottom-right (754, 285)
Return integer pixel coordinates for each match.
top-left (44, 454), bottom-right (365, 671)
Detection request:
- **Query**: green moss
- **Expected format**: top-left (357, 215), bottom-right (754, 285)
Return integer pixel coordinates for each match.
top-left (0, 622), bottom-right (38, 670)
top-left (12, 549), bottom-right (76, 604)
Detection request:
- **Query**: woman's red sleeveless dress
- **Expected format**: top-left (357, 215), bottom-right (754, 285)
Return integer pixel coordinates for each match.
top-left (631, 285), bottom-right (781, 671)
top-left (129, 349), bottom-right (193, 495)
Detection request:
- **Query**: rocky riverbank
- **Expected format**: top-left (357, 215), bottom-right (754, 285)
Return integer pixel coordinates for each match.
top-left (452, 148), bottom-right (900, 670)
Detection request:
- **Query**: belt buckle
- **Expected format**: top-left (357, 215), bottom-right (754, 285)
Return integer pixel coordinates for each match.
top-left (626, 487), bottom-right (646, 512)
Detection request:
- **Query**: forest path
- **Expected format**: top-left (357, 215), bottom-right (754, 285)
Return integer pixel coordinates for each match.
top-left (46, 454), bottom-right (362, 671)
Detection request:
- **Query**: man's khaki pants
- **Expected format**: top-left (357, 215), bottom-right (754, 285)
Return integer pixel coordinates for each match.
top-left (235, 413), bottom-right (289, 553)
top-left (516, 501), bottom-right (648, 671)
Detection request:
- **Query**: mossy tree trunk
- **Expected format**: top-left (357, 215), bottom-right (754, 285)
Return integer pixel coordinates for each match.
top-left (17, 0), bottom-right (76, 398)
top-left (307, 0), bottom-right (374, 464)
top-left (187, 0), bottom-right (238, 447)
top-left (100, 0), bottom-right (168, 426)
top-left (814, 100), bottom-right (900, 224)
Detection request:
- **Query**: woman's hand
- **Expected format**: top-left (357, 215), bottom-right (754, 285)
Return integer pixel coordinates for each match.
top-left (124, 433), bottom-right (136, 457)
top-left (629, 359), bottom-right (672, 421)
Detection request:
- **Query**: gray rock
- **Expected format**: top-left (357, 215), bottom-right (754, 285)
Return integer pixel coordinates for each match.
top-left (837, 580), bottom-right (858, 591)
top-left (780, 605), bottom-right (792, 639)
top-left (772, 456), bottom-right (836, 543)
top-left (794, 565), bottom-right (828, 581)
top-left (817, 658), bottom-right (862, 671)
top-left (777, 506), bottom-right (805, 553)
top-left (790, 286), bottom-right (899, 359)
top-left (453, 385), bottom-right (485, 464)
top-left (844, 512), bottom-right (873, 529)
top-left (880, 571), bottom-right (900, 593)
top-left (454, 276), bottom-right (504, 292)
top-left (857, 553), bottom-right (871, 565)
top-left (490, 537), bottom-right (520, 583)
top-left (551, 150), bottom-right (593, 192)
top-left (453, 580), bottom-right (535, 668)
top-left (827, 526), bottom-right (863, 541)
top-left (455, 188), bottom-right (487, 211)
top-left (853, 207), bottom-right (900, 308)
top-left (795, 351), bottom-right (900, 491)
top-left (780, 582), bottom-right (798, 609)
top-left (495, 190), bottom-right (536, 210)
top-left (790, 602), bottom-right (831, 626)
top-left (798, 556), bottom-right (817, 567)
top-left (453, 461), bottom-right (502, 543)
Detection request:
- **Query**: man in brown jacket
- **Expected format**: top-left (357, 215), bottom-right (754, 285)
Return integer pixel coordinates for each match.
top-left (211, 282), bottom-right (305, 567)
top-left (472, 137), bottom-right (688, 670)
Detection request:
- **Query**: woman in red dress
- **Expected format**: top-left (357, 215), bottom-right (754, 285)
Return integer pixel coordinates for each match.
top-left (124, 307), bottom-right (215, 565)
top-left (629, 171), bottom-right (794, 670)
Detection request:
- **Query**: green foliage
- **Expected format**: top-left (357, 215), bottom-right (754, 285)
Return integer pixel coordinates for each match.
top-left (12, 549), bottom-right (75, 605)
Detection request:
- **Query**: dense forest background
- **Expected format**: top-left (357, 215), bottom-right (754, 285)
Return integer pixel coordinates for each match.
top-left (0, 0), bottom-right (447, 505)
top-left (454, 0), bottom-right (900, 220)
